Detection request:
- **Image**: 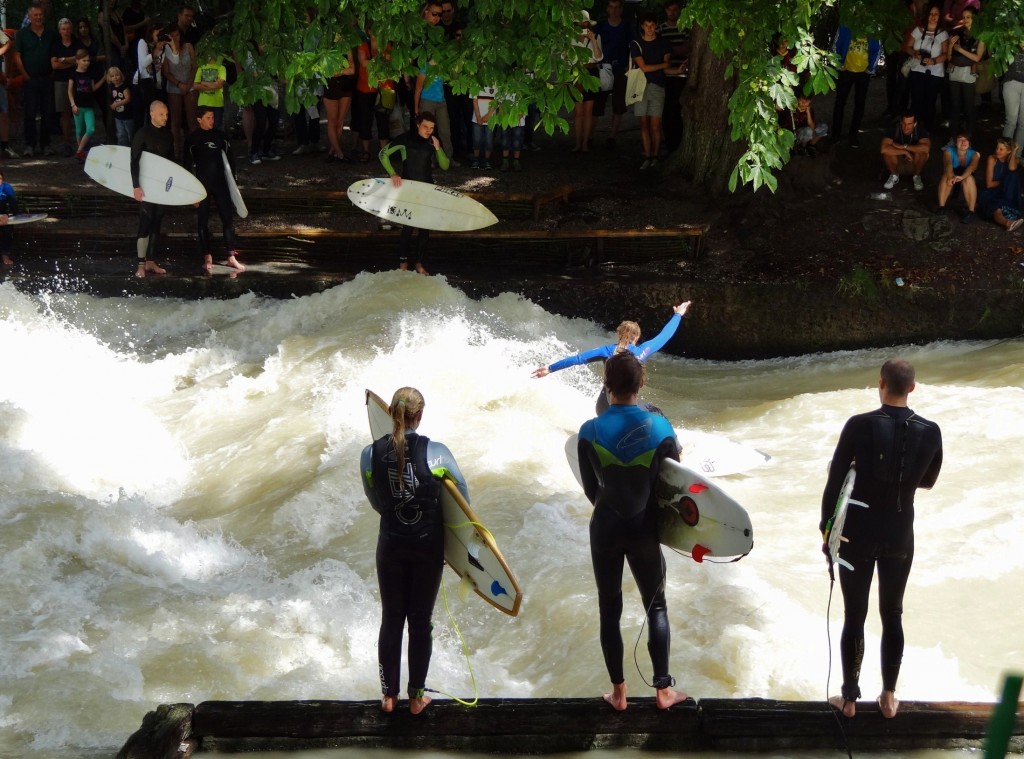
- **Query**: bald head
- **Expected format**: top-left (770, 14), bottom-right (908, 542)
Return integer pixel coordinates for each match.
top-left (149, 100), bottom-right (169, 127)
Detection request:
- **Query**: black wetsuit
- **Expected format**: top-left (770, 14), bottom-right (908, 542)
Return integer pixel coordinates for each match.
top-left (821, 404), bottom-right (943, 700)
top-left (130, 121), bottom-right (174, 262)
top-left (184, 127), bottom-right (236, 260)
top-left (578, 404), bottom-right (680, 688)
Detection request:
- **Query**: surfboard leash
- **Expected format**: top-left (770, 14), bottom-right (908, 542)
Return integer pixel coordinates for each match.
top-left (629, 576), bottom-right (668, 689)
top-left (826, 568), bottom-right (854, 759)
top-left (424, 568), bottom-right (480, 708)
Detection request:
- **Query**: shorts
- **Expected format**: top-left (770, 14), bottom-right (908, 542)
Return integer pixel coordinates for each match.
top-left (55, 80), bottom-right (71, 111)
top-left (324, 74), bottom-right (355, 100)
top-left (593, 71), bottom-right (627, 117)
top-left (634, 83), bottom-right (665, 118)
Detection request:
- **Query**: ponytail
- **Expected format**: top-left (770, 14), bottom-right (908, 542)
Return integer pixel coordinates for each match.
top-left (614, 320), bottom-right (641, 353)
top-left (389, 386), bottom-right (425, 477)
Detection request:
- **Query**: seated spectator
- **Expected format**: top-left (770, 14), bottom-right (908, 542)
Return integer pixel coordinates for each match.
top-left (881, 111), bottom-right (931, 190)
top-left (936, 133), bottom-right (979, 222)
top-left (781, 92), bottom-right (828, 155)
top-left (977, 137), bottom-right (1023, 232)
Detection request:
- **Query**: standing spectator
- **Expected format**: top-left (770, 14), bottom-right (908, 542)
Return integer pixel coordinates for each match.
top-left (571, 11), bottom-right (602, 153)
top-left (0, 29), bottom-right (17, 158)
top-left (175, 5), bottom-right (202, 49)
top-left (822, 358), bottom-right (942, 720)
top-left (50, 18), bottom-right (83, 157)
top-left (239, 42), bottom-right (281, 165)
top-left (946, 8), bottom-right (984, 141)
top-left (98, 0), bottom-right (129, 72)
top-left (904, 4), bottom-right (948, 133)
top-left (0, 170), bottom-right (20, 268)
top-left (440, 3), bottom-right (471, 162)
top-left (658, 0), bottom-right (688, 153)
top-left (414, 2), bottom-right (454, 162)
top-left (354, 24), bottom-right (391, 161)
top-left (471, 86), bottom-right (495, 169)
top-left (1000, 44), bottom-right (1024, 154)
top-left (935, 132), bottom-right (979, 221)
top-left (498, 94), bottom-right (526, 171)
top-left (134, 23), bottom-right (167, 125)
top-left (290, 7), bottom-right (323, 155)
top-left (14, 3), bottom-right (58, 157)
top-left (161, 24), bottom-right (197, 160)
top-left (593, 0), bottom-right (631, 148)
top-left (631, 13), bottom-right (682, 169)
top-left (68, 49), bottom-right (106, 160)
top-left (831, 23), bottom-right (881, 148)
top-left (193, 56), bottom-right (226, 131)
top-left (322, 47), bottom-right (355, 163)
top-left (977, 137), bottom-right (1022, 231)
top-left (107, 65), bottom-right (135, 145)
top-left (881, 111), bottom-right (931, 190)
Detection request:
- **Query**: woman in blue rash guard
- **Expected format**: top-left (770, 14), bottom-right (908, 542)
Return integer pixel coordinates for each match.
top-left (360, 386), bottom-right (468, 715)
top-left (532, 301), bottom-right (691, 413)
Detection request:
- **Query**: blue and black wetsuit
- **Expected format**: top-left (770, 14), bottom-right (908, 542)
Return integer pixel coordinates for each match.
top-left (0, 181), bottom-right (20, 256)
top-left (546, 312), bottom-right (684, 414)
top-left (360, 432), bottom-right (467, 699)
top-left (578, 404), bottom-right (680, 688)
top-left (821, 404), bottom-right (942, 701)
top-left (184, 126), bottom-right (236, 262)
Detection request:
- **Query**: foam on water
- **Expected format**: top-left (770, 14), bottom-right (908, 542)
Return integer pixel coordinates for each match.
top-left (0, 277), bottom-right (1021, 757)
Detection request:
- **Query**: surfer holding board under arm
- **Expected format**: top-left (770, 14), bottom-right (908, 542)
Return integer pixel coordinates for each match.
top-left (379, 111), bottom-right (450, 275)
top-left (360, 386), bottom-right (467, 715)
top-left (131, 101), bottom-right (174, 278)
top-left (820, 358), bottom-right (942, 720)
top-left (578, 352), bottom-right (690, 711)
top-left (532, 300), bottom-right (691, 414)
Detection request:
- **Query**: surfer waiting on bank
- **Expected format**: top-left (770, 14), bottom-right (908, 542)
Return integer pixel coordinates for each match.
top-left (821, 358), bottom-right (943, 720)
top-left (379, 111), bottom-right (450, 276)
top-left (360, 386), bottom-right (469, 715)
top-left (131, 101), bottom-right (173, 278)
top-left (578, 352), bottom-right (690, 711)
top-left (532, 301), bottom-right (691, 412)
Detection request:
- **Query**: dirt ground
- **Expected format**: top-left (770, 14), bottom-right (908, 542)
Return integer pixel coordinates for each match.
top-left (5, 79), bottom-right (1023, 292)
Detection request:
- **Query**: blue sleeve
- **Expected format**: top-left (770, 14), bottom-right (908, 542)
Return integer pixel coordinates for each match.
top-left (548, 343), bottom-right (615, 373)
top-left (360, 444), bottom-right (382, 514)
top-left (635, 313), bottom-right (682, 361)
top-left (426, 439), bottom-right (469, 501)
top-left (651, 416), bottom-right (680, 459)
top-left (577, 420), bottom-right (600, 506)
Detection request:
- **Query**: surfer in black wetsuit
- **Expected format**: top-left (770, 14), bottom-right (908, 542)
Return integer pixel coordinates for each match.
top-left (0, 170), bottom-right (20, 267)
top-left (821, 358), bottom-right (943, 720)
top-left (131, 100), bottom-right (173, 278)
top-left (359, 386), bottom-right (468, 715)
top-left (184, 106), bottom-right (244, 274)
top-left (577, 352), bottom-right (689, 711)
top-left (378, 110), bottom-right (450, 275)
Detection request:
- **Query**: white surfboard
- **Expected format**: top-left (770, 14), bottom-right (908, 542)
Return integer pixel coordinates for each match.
top-left (365, 390), bottom-right (522, 616)
top-left (222, 152), bottom-right (248, 218)
top-left (84, 145), bottom-right (207, 205)
top-left (3, 213), bottom-right (48, 226)
top-left (826, 466), bottom-right (860, 573)
top-left (567, 433), bottom-right (753, 561)
top-left (347, 177), bottom-right (498, 231)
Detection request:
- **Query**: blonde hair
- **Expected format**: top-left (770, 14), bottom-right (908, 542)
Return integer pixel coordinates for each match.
top-left (614, 320), bottom-right (641, 353)
top-left (389, 387), bottom-right (425, 477)
top-left (107, 66), bottom-right (124, 81)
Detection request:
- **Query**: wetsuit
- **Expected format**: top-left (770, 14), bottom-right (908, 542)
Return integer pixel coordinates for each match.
top-left (0, 181), bottom-right (19, 258)
top-left (360, 432), bottom-right (467, 699)
top-left (546, 312), bottom-right (684, 414)
top-left (184, 126), bottom-right (236, 261)
top-left (130, 121), bottom-right (174, 264)
top-left (379, 127), bottom-right (450, 269)
top-left (820, 404), bottom-right (943, 701)
top-left (578, 404), bottom-right (680, 688)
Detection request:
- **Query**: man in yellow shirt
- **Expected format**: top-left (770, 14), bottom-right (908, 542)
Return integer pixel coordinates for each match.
top-left (831, 25), bottom-right (881, 148)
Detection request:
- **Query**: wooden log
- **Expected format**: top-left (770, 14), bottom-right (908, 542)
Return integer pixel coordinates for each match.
top-left (116, 702), bottom-right (195, 759)
top-left (168, 698), bottom-right (1024, 755)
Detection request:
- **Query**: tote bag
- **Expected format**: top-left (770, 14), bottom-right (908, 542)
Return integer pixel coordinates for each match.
top-left (625, 41), bottom-right (646, 106)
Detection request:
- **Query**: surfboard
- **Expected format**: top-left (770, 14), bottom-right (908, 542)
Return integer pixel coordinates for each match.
top-left (365, 389), bottom-right (522, 616)
top-left (825, 466), bottom-right (860, 573)
top-left (3, 213), bottom-right (48, 226)
top-left (567, 434), bottom-right (754, 561)
top-left (347, 177), bottom-right (498, 232)
top-left (84, 145), bottom-right (207, 205)
top-left (222, 152), bottom-right (248, 218)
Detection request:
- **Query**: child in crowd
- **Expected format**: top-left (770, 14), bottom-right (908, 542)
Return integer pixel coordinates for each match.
top-left (471, 86), bottom-right (496, 170)
top-left (0, 170), bottom-right (19, 267)
top-left (498, 95), bottom-right (526, 172)
top-left (781, 92), bottom-right (828, 155)
top-left (107, 66), bottom-right (135, 146)
top-left (68, 49), bottom-right (106, 161)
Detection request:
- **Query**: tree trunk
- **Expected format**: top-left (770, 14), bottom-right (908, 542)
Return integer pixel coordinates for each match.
top-left (676, 24), bottom-right (745, 195)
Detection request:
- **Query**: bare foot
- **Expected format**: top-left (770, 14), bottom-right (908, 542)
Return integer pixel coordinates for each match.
top-left (399, 262), bottom-right (409, 271)
top-left (225, 252), bottom-right (246, 272)
top-left (602, 682), bottom-right (627, 711)
top-left (409, 694), bottom-right (431, 715)
top-left (135, 263), bottom-right (147, 279)
top-left (202, 254), bottom-right (213, 274)
top-left (829, 694), bottom-right (856, 718)
top-left (380, 695), bottom-right (396, 713)
top-left (144, 260), bottom-right (166, 275)
top-left (414, 263), bottom-right (430, 276)
top-left (1, 254), bottom-right (12, 267)
top-left (877, 691), bottom-right (899, 719)
top-left (656, 687), bottom-right (690, 710)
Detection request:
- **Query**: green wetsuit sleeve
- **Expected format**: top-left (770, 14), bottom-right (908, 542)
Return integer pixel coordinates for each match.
top-left (379, 142), bottom-right (407, 176)
top-left (435, 146), bottom-right (450, 171)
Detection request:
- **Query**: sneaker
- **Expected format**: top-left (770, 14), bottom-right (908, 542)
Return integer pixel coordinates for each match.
top-left (260, 150), bottom-right (281, 162)
top-left (2, 147), bottom-right (16, 159)
top-left (849, 137), bottom-right (861, 148)
top-left (483, 160), bottom-right (492, 170)
top-left (527, 143), bottom-right (541, 151)
top-left (291, 144), bottom-right (309, 155)
top-left (1007, 218), bottom-right (1023, 232)
top-left (22, 146), bottom-right (33, 158)
top-left (649, 157), bottom-right (659, 168)
top-left (512, 158), bottom-right (521, 171)
top-left (41, 146), bottom-right (55, 157)
top-left (912, 175), bottom-right (924, 191)
top-left (640, 158), bottom-right (652, 170)
top-left (961, 210), bottom-right (976, 224)
top-left (248, 153), bottom-right (262, 165)
top-left (470, 159), bottom-right (480, 169)
top-left (883, 174), bottom-right (899, 190)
